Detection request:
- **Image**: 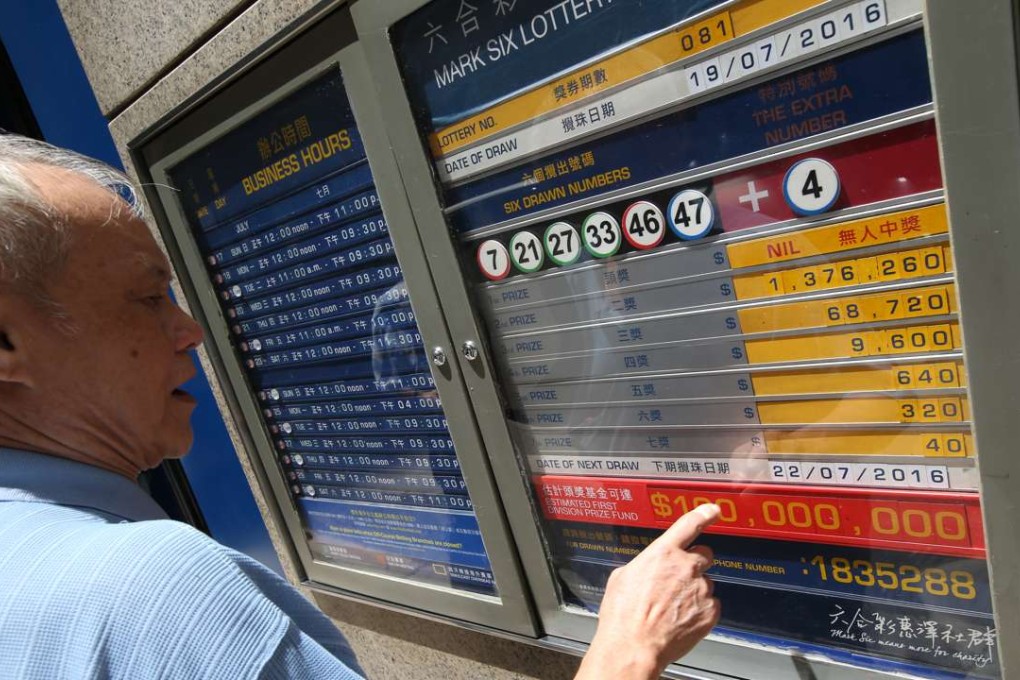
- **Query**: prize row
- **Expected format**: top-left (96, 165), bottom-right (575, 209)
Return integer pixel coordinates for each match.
top-left (494, 280), bottom-right (956, 359)
top-left (240, 275), bottom-right (956, 372)
top-left (526, 426), bottom-right (971, 459)
top-left (517, 395), bottom-right (969, 429)
top-left (504, 320), bottom-right (961, 385)
top-left (258, 389), bottom-right (969, 433)
top-left (513, 358), bottom-right (964, 408)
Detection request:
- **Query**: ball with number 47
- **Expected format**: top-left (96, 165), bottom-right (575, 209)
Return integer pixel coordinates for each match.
top-left (668, 189), bottom-right (715, 239)
top-left (783, 158), bottom-right (841, 216)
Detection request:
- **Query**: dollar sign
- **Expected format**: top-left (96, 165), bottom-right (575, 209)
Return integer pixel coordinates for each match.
top-left (650, 492), bottom-right (673, 519)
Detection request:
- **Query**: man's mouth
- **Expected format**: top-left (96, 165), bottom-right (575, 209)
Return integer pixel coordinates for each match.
top-left (171, 387), bottom-right (197, 404)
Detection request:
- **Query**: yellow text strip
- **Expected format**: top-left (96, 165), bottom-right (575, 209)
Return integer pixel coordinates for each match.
top-left (737, 285), bottom-right (955, 333)
top-left (751, 360), bottom-right (967, 395)
top-left (727, 204), bottom-right (949, 269)
top-left (758, 397), bottom-right (969, 425)
top-left (744, 322), bottom-right (960, 364)
top-left (733, 244), bottom-right (949, 300)
top-left (764, 430), bottom-right (973, 458)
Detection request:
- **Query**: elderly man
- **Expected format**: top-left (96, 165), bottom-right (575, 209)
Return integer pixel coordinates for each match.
top-left (0, 134), bottom-right (720, 679)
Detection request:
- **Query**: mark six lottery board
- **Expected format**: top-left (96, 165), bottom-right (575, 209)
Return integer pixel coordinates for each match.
top-left (166, 70), bottom-right (497, 597)
top-left (392, 0), bottom-right (997, 676)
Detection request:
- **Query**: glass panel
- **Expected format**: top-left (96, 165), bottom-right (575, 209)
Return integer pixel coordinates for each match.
top-left (391, 0), bottom-right (998, 675)
top-left (166, 70), bottom-right (497, 596)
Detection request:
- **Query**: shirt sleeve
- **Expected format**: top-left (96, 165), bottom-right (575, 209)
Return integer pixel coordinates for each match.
top-left (95, 521), bottom-right (366, 680)
top-left (224, 547), bottom-right (365, 675)
top-left (259, 624), bottom-right (366, 680)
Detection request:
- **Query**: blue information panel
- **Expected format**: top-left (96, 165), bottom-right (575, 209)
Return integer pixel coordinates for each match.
top-left (168, 69), bottom-right (496, 596)
top-left (393, 1), bottom-right (998, 676)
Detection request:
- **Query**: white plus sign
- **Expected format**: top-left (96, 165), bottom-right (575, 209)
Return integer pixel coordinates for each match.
top-left (739, 181), bottom-right (770, 212)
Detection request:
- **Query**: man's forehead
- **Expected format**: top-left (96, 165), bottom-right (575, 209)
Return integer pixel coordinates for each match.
top-left (134, 251), bottom-right (173, 282)
top-left (21, 164), bottom-right (170, 283)
top-left (22, 163), bottom-right (130, 224)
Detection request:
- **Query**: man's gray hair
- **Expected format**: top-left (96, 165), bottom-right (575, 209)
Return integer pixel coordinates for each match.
top-left (0, 133), bottom-right (142, 294)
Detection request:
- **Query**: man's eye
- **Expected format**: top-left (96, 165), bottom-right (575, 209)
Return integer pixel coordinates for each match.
top-left (142, 295), bottom-right (165, 307)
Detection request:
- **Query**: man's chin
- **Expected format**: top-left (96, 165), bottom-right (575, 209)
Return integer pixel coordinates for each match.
top-left (152, 427), bottom-right (195, 465)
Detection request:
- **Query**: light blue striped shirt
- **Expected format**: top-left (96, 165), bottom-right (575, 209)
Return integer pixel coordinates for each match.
top-left (0, 448), bottom-right (365, 679)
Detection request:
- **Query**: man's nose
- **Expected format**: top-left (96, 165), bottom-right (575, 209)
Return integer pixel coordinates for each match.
top-left (174, 304), bottom-right (205, 352)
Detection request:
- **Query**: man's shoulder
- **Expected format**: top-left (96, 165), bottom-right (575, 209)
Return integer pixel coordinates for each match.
top-left (0, 502), bottom-right (236, 593)
top-left (0, 503), bottom-right (292, 679)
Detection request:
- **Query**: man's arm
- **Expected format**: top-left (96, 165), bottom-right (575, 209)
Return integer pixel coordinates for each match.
top-left (575, 504), bottom-right (722, 680)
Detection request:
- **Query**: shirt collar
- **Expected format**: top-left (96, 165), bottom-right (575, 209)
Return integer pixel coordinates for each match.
top-left (0, 448), bottom-right (168, 522)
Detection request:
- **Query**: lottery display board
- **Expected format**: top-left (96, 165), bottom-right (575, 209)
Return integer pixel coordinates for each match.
top-left (164, 69), bottom-right (498, 597)
top-left (385, 0), bottom-right (999, 676)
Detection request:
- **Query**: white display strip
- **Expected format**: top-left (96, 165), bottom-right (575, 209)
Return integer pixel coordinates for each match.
top-left (437, 0), bottom-right (917, 184)
top-left (686, 1), bottom-right (888, 95)
top-left (528, 454), bottom-right (976, 490)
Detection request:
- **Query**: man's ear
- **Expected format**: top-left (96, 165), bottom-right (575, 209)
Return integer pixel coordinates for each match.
top-left (0, 294), bottom-right (33, 387)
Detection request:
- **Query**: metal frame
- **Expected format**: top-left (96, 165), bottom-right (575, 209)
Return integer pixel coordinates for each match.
top-left (353, 0), bottom-right (1008, 677)
top-left (925, 1), bottom-right (1020, 678)
top-left (139, 8), bottom-right (536, 635)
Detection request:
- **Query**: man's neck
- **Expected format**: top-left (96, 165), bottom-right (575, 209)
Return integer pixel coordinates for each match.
top-left (0, 421), bottom-right (141, 480)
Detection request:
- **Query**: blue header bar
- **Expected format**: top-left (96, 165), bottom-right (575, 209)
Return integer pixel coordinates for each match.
top-left (391, 0), bottom-right (724, 128)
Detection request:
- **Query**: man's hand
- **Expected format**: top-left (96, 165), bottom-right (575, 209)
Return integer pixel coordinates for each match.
top-left (575, 504), bottom-right (722, 680)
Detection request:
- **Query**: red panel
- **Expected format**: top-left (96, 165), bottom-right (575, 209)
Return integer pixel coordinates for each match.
top-left (534, 476), bottom-right (985, 558)
top-left (714, 120), bottom-right (942, 232)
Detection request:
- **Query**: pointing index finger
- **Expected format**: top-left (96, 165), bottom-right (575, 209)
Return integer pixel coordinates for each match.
top-left (662, 503), bottom-right (721, 549)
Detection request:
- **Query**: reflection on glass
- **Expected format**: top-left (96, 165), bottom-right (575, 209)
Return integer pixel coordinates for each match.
top-left (168, 70), bottom-right (497, 596)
